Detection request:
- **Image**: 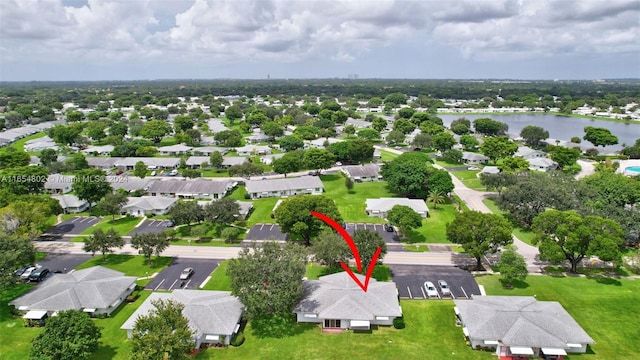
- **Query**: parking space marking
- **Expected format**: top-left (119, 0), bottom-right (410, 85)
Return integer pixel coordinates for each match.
top-left (406, 286), bottom-right (412, 299)
top-left (153, 279), bottom-right (165, 292)
top-left (168, 279), bottom-right (179, 291)
top-left (420, 286), bottom-right (427, 299)
top-left (183, 279), bottom-right (192, 289)
top-left (260, 224), bottom-right (264, 230)
top-left (270, 224), bottom-right (275, 231)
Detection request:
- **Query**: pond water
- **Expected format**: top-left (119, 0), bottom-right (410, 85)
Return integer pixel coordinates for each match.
top-left (438, 114), bottom-right (640, 152)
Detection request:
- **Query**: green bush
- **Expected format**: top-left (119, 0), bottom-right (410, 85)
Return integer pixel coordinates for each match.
top-left (393, 317), bottom-right (405, 329)
top-left (230, 332), bottom-right (245, 347)
top-left (243, 193), bottom-right (251, 200)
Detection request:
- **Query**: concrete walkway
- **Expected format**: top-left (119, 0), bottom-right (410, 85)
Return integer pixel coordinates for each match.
top-left (575, 159), bottom-right (596, 180)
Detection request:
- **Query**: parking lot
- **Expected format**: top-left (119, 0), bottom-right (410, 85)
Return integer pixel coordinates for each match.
top-left (145, 258), bottom-right (220, 291)
top-left (46, 217), bottom-right (102, 235)
top-left (389, 265), bottom-right (482, 300)
top-left (35, 254), bottom-right (92, 274)
top-left (346, 223), bottom-right (400, 243)
top-left (128, 219), bottom-right (173, 236)
top-left (245, 223), bottom-right (288, 241)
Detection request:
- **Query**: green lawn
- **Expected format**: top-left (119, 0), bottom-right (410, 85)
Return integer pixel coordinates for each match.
top-left (201, 260), bottom-right (232, 291)
top-left (404, 244), bottom-right (431, 252)
top-left (482, 198), bottom-right (536, 245)
top-left (8, 132), bottom-right (47, 152)
top-left (0, 285), bottom-right (42, 359)
top-left (227, 185), bottom-right (247, 201)
top-left (321, 174), bottom-right (393, 223)
top-left (201, 169), bottom-right (231, 178)
top-left (80, 216), bottom-right (141, 236)
top-left (245, 198), bottom-right (279, 226)
top-left (451, 170), bottom-right (485, 190)
top-left (305, 264), bottom-right (392, 282)
top-left (75, 254), bottom-right (173, 277)
top-left (196, 301), bottom-right (493, 360)
top-left (477, 275), bottom-right (640, 360)
top-left (405, 199), bottom-right (458, 243)
top-left (378, 149), bottom-right (399, 161)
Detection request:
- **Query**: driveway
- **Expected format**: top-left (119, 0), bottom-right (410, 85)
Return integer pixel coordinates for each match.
top-left (145, 258), bottom-right (220, 291)
top-left (345, 223), bottom-right (400, 243)
top-left (389, 264), bottom-right (481, 300)
top-left (46, 217), bottom-right (102, 235)
top-left (245, 223), bottom-right (288, 241)
top-left (129, 219), bottom-right (172, 236)
top-left (35, 253), bottom-right (92, 273)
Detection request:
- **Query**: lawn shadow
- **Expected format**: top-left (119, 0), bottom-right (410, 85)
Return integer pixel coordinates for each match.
top-left (589, 277), bottom-right (622, 286)
top-left (405, 229), bottom-right (426, 244)
top-left (99, 254), bottom-right (135, 266)
top-left (499, 279), bottom-right (530, 289)
top-left (93, 344), bottom-right (118, 360)
top-left (250, 314), bottom-right (315, 339)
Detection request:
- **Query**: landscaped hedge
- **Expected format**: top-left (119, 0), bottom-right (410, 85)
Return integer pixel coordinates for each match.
top-left (393, 317), bottom-right (405, 329)
top-left (230, 332), bottom-right (245, 347)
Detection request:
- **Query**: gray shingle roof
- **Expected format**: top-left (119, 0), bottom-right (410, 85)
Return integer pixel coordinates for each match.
top-left (107, 176), bottom-right (154, 192)
top-left (342, 164), bottom-right (381, 178)
top-left (114, 157), bottom-right (181, 168)
top-left (147, 178), bottom-right (232, 196)
top-left (185, 156), bottom-right (211, 166)
top-left (222, 157), bottom-right (248, 166)
top-left (87, 157), bottom-right (122, 168)
top-left (294, 272), bottom-right (402, 320)
top-left (245, 176), bottom-right (323, 194)
top-left (120, 290), bottom-right (244, 338)
top-left (52, 194), bottom-right (88, 209)
top-left (9, 266), bottom-right (136, 312)
top-left (44, 174), bottom-right (75, 189)
top-left (123, 196), bottom-right (177, 211)
top-left (462, 152), bottom-right (490, 161)
top-left (365, 198), bottom-right (429, 214)
top-left (454, 296), bottom-right (594, 348)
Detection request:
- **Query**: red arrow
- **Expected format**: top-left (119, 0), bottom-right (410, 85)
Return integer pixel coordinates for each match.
top-left (310, 211), bottom-right (382, 292)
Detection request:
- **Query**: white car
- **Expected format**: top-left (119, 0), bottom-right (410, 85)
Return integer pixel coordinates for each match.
top-left (425, 281), bottom-right (439, 298)
top-left (438, 280), bottom-right (451, 297)
top-left (20, 266), bottom-right (37, 280)
top-left (179, 268), bottom-right (194, 280)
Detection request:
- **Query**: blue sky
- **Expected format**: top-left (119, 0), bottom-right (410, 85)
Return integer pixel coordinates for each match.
top-left (1, 0), bottom-right (639, 81)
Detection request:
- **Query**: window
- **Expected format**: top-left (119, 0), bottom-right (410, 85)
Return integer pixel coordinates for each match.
top-left (375, 316), bottom-right (389, 321)
top-left (324, 319), bottom-right (341, 328)
top-left (304, 314), bottom-right (318, 318)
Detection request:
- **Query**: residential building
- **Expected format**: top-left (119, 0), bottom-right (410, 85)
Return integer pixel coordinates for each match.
top-left (222, 157), bottom-right (249, 168)
top-left (462, 152), bottom-right (490, 165)
top-left (114, 157), bottom-right (181, 171)
top-left (107, 176), bottom-right (154, 193)
top-left (344, 118), bottom-right (370, 128)
top-left (514, 146), bottom-right (547, 160)
top-left (185, 156), bottom-right (212, 169)
top-left (81, 145), bottom-right (115, 156)
top-left (157, 144), bottom-right (193, 156)
top-left (147, 178), bottom-right (235, 199)
top-left (341, 164), bottom-right (382, 182)
top-left (365, 198), bottom-right (429, 218)
top-left (528, 158), bottom-right (558, 172)
top-left (44, 174), bottom-right (75, 194)
top-left (121, 290), bottom-right (244, 348)
top-left (52, 194), bottom-right (89, 213)
top-left (235, 145), bottom-right (271, 156)
top-left (245, 176), bottom-right (324, 199)
top-left (246, 132), bottom-right (270, 143)
top-left (455, 296), bottom-right (594, 357)
top-left (87, 157), bottom-right (121, 170)
top-left (306, 137), bottom-right (343, 149)
top-left (481, 166), bottom-right (501, 175)
top-left (9, 266), bottom-right (136, 318)
top-left (260, 153), bottom-right (285, 165)
top-left (294, 272), bottom-right (402, 331)
top-left (122, 196), bottom-right (178, 216)
top-left (24, 136), bottom-right (59, 152)
top-left (191, 147), bottom-right (229, 156)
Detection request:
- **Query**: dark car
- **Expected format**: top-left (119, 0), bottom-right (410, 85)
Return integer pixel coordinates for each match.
top-left (384, 223), bottom-right (394, 232)
top-left (29, 268), bottom-right (50, 282)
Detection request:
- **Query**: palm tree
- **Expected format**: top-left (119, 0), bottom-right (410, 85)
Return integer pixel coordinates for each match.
top-left (427, 191), bottom-right (446, 210)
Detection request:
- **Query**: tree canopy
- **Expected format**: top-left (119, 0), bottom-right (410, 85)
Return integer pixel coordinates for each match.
top-left (274, 194), bottom-right (342, 246)
top-left (520, 125), bottom-right (549, 147)
top-left (71, 169), bottom-right (113, 207)
top-left (312, 229), bottom-right (352, 270)
top-left (83, 228), bottom-right (124, 261)
top-left (583, 126), bottom-right (618, 147)
top-left (30, 310), bottom-right (101, 360)
top-left (480, 136), bottom-right (518, 164)
top-left (387, 205), bottom-right (423, 239)
top-left (352, 229), bottom-right (388, 272)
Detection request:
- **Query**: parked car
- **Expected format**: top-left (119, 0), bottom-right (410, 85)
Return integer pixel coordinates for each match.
top-left (179, 268), bottom-right (194, 280)
top-left (170, 169), bottom-right (179, 176)
top-left (467, 166), bottom-right (480, 171)
top-left (438, 280), bottom-right (451, 296)
top-left (14, 265), bottom-right (34, 277)
top-left (425, 281), bottom-right (439, 298)
top-left (29, 268), bottom-right (50, 282)
top-left (166, 220), bottom-right (175, 227)
top-left (115, 170), bottom-right (123, 175)
top-left (20, 266), bottom-right (37, 280)
top-left (150, 170), bottom-right (157, 176)
top-left (384, 223), bottom-right (394, 232)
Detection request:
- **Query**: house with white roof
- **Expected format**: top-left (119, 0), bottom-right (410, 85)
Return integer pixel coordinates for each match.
top-left (81, 145), bottom-right (115, 156)
top-left (260, 153), bottom-right (285, 165)
top-left (462, 152), bottom-right (490, 165)
top-left (191, 146), bottom-right (228, 156)
top-left (52, 194), bottom-right (89, 213)
top-left (344, 118), bottom-right (370, 128)
top-left (222, 157), bottom-right (249, 168)
top-left (455, 296), bottom-right (594, 357)
top-left (44, 174), bottom-right (75, 194)
top-left (365, 198), bottom-right (429, 218)
top-left (235, 145), bottom-right (271, 156)
top-left (528, 158), bottom-right (558, 172)
top-left (294, 272), bottom-right (402, 331)
top-left (121, 290), bottom-right (244, 347)
top-left (24, 136), bottom-right (59, 152)
top-left (147, 179), bottom-right (235, 200)
top-left (245, 176), bottom-right (324, 199)
top-left (157, 144), bottom-right (193, 156)
top-left (185, 156), bottom-right (212, 169)
top-left (306, 137), bottom-right (343, 149)
top-left (122, 196), bottom-right (178, 216)
top-left (87, 157), bottom-right (121, 170)
top-left (514, 146), bottom-right (547, 160)
top-left (341, 164), bottom-right (382, 182)
top-left (114, 157), bottom-right (181, 171)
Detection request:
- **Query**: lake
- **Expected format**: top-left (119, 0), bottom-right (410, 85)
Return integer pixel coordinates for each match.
top-left (438, 114), bottom-right (640, 152)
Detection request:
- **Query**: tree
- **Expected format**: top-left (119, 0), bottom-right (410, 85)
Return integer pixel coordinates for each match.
top-left (520, 126), bottom-right (549, 147)
top-left (548, 146), bottom-right (581, 169)
top-left (312, 229), bottom-right (352, 270)
top-left (583, 126), bottom-right (618, 147)
top-left (140, 120), bottom-right (172, 143)
top-left (0, 235), bottom-right (35, 290)
top-left (0, 148), bottom-right (31, 168)
top-left (39, 148), bottom-right (57, 166)
top-left (459, 134), bottom-right (479, 150)
top-left (83, 228), bottom-right (124, 261)
top-left (109, 122), bottom-right (128, 137)
top-left (272, 155), bottom-right (302, 177)
top-left (532, 210), bottom-right (623, 273)
top-left (130, 299), bottom-right (194, 360)
top-left (228, 162), bottom-right (264, 177)
top-left (500, 157), bottom-right (530, 173)
top-left (397, 107), bottom-right (415, 119)
top-left (227, 242), bottom-right (307, 318)
top-left (214, 129), bottom-right (243, 147)
top-left (387, 205), bottom-right (423, 239)
top-left (480, 172), bottom-right (517, 195)
top-left (432, 132), bottom-right (456, 152)
top-left (419, 121), bottom-right (445, 135)
top-left (261, 121), bottom-right (284, 138)
top-left (371, 117), bottom-right (387, 132)
top-left (221, 227), bottom-right (240, 243)
top-left (66, 110), bottom-right (84, 122)
top-left (450, 118), bottom-right (471, 135)
top-left (86, 122), bottom-right (107, 141)
top-left (182, 169), bottom-right (201, 178)
top-left (275, 195), bottom-right (342, 246)
top-left (473, 118), bottom-right (507, 136)
top-left (480, 136), bottom-right (518, 164)
top-left (357, 128), bottom-right (379, 140)
top-left (204, 197), bottom-right (240, 226)
top-left (69, 153), bottom-right (89, 170)
top-left (446, 211), bottom-right (513, 270)
top-left (392, 118), bottom-right (416, 134)
top-left (209, 151), bottom-right (224, 169)
top-left (71, 169), bottom-right (113, 208)
top-left (96, 192), bottom-right (128, 221)
top-left (412, 133), bottom-right (432, 149)
top-left (173, 115), bottom-right (194, 132)
top-left (343, 124), bottom-right (356, 135)
top-left (130, 232), bottom-right (169, 264)
top-left (133, 161), bottom-right (147, 178)
top-left (386, 130), bottom-right (405, 145)
top-left (0, 165), bottom-right (49, 195)
top-left (345, 176), bottom-right (354, 192)
top-left (184, 128), bottom-right (201, 146)
top-left (384, 93), bottom-right (408, 106)
top-left (443, 149), bottom-right (463, 164)
top-left (224, 105), bottom-right (243, 124)
top-left (621, 138), bottom-right (640, 159)
top-left (381, 153), bottom-right (433, 199)
top-left (426, 191), bottom-right (446, 210)
top-left (497, 245), bottom-right (528, 287)
top-left (352, 229), bottom-right (387, 271)
top-left (30, 310), bottom-right (101, 360)
top-left (279, 135), bottom-right (304, 152)
top-left (303, 148), bottom-right (335, 174)
top-left (427, 169), bottom-right (454, 195)
top-left (582, 171), bottom-right (640, 206)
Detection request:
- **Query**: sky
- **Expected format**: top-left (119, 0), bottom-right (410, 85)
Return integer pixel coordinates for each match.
top-left (1, 0), bottom-right (639, 81)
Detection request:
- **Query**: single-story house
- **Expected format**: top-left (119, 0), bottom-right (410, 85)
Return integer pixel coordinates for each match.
top-left (52, 194), bottom-right (89, 213)
top-left (235, 145), bottom-right (271, 156)
top-left (9, 266), bottom-right (136, 317)
top-left (147, 179), bottom-right (235, 199)
top-left (245, 176), bottom-right (324, 199)
top-left (157, 144), bottom-right (193, 156)
top-left (121, 290), bottom-right (244, 348)
top-left (341, 164), bottom-right (382, 182)
top-left (114, 157), bottom-right (181, 171)
top-left (455, 296), bottom-right (594, 357)
top-left (29, 155), bottom-right (42, 166)
top-left (260, 153), bottom-right (285, 165)
top-left (207, 119), bottom-right (229, 133)
top-left (246, 133), bottom-right (270, 143)
top-left (185, 156), bottom-right (212, 169)
top-left (481, 166), bottom-right (501, 175)
top-left (87, 157), bottom-right (122, 170)
top-left (81, 145), bottom-right (115, 156)
top-left (528, 158), bottom-right (559, 172)
top-left (514, 146), bottom-right (547, 160)
top-left (122, 196), bottom-right (178, 216)
top-left (107, 176), bottom-right (154, 193)
top-left (345, 118), bottom-right (370, 128)
top-left (200, 136), bottom-right (215, 145)
top-left (365, 198), bottom-right (429, 218)
top-left (24, 136), bottom-right (59, 152)
top-left (462, 152), bottom-right (490, 165)
top-left (191, 147), bottom-right (229, 156)
top-left (222, 156), bottom-right (249, 168)
top-left (44, 174), bottom-right (75, 194)
top-left (294, 272), bottom-right (402, 331)
top-left (237, 201), bottom-right (254, 220)
top-left (306, 137), bottom-right (343, 149)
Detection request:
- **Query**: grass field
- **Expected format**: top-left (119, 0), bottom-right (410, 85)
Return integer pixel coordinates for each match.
top-left (477, 275), bottom-right (640, 360)
top-left (405, 199), bottom-right (458, 243)
top-left (482, 198), bottom-right (536, 245)
top-left (378, 149), bottom-right (399, 161)
top-left (7, 131), bottom-right (47, 152)
top-left (201, 260), bottom-right (232, 291)
top-left (321, 174), bottom-right (393, 223)
top-left (450, 170), bottom-right (485, 190)
top-left (80, 216), bottom-right (141, 236)
top-left (0, 285), bottom-right (42, 360)
top-left (225, 186), bottom-right (279, 226)
top-left (305, 264), bottom-right (392, 281)
top-left (75, 254), bottom-right (173, 277)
